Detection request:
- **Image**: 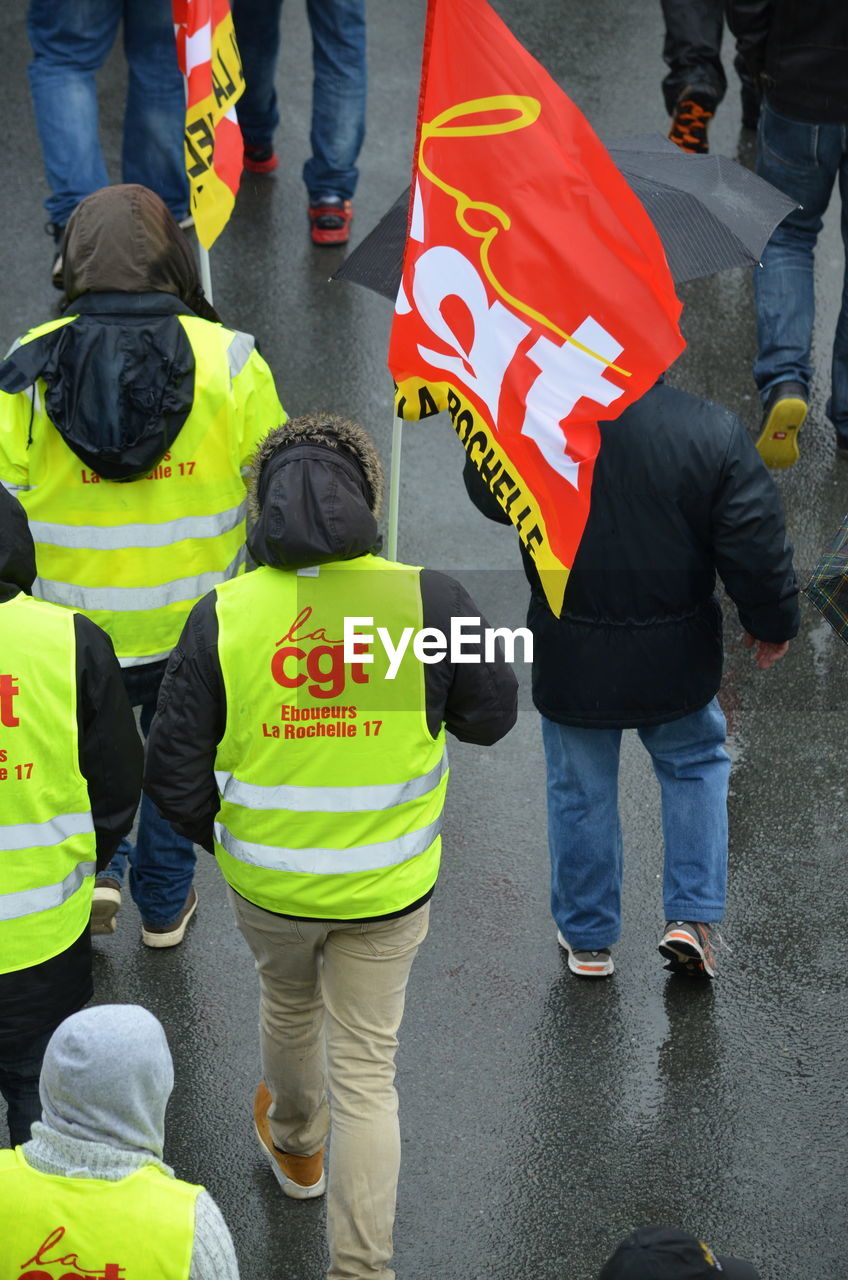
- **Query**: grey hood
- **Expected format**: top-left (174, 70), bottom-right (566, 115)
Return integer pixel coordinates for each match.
top-left (39, 1004), bottom-right (174, 1159)
top-left (247, 413), bottom-right (385, 569)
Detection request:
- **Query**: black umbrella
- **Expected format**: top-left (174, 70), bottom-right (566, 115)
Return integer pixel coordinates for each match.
top-left (333, 133), bottom-right (797, 296)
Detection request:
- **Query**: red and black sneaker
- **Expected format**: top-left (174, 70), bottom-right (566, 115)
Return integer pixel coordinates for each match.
top-left (668, 90), bottom-right (717, 154)
top-left (308, 199), bottom-right (353, 246)
top-left (244, 144), bottom-right (279, 174)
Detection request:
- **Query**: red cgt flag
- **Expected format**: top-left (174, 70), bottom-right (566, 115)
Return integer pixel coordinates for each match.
top-left (388, 0), bottom-right (684, 614)
top-left (173, 0), bottom-right (244, 249)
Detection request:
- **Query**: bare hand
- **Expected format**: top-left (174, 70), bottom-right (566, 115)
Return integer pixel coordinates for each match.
top-left (743, 632), bottom-right (789, 670)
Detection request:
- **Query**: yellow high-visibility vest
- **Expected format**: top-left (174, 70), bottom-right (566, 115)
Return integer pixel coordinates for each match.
top-left (0, 1147), bottom-right (200, 1279)
top-left (0, 314), bottom-right (284, 666)
top-left (213, 555), bottom-right (448, 919)
top-left (0, 594), bottom-right (95, 975)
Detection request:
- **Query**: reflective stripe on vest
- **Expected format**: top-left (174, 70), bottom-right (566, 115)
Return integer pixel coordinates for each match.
top-left (214, 751), bottom-right (447, 813)
top-left (0, 595), bottom-right (96, 975)
top-left (212, 557), bottom-right (448, 919)
top-left (35, 547), bottom-right (245, 612)
top-left (0, 810), bottom-right (94, 851)
top-left (0, 1149), bottom-right (200, 1280)
top-left (0, 859), bottom-right (96, 921)
top-left (215, 817), bottom-right (443, 875)
top-left (28, 500), bottom-right (246, 550)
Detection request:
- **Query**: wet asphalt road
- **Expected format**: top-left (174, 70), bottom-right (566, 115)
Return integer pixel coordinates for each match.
top-left (3, 2), bottom-right (848, 1278)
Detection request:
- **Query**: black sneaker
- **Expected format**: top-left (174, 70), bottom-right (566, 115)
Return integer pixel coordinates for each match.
top-left (669, 89), bottom-right (717, 154)
top-left (48, 222), bottom-right (65, 291)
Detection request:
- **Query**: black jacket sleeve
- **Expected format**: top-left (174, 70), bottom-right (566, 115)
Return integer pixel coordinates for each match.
top-left (710, 419), bottom-right (800, 642)
top-left (724, 0), bottom-right (773, 83)
top-left (144, 593), bottom-right (224, 853)
top-left (73, 614), bottom-right (143, 868)
top-left (463, 455), bottom-right (512, 525)
top-left (419, 569), bottom-right (518, 744)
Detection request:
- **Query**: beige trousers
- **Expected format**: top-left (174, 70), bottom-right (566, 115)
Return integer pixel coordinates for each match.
top-left (230, 888), bottom-right (430, 1280)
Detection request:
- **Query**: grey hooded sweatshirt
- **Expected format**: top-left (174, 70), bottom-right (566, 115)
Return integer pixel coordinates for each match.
top-left (20, 1005), bottom-right (239, 1280)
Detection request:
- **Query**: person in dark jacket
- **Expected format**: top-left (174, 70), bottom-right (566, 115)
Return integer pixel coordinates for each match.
top-left (0, 487), bottom-right (141, 1146)
top-left (725, 1), bottom-right (848, 468)
top-left (0, 184), bottom-right (284, 948)
top-left (145, 414), bottom-right (517, 1280)
top-left (465, 380), bottom-right (799, 979)
top-left (661, 0), bottom-right (759, 154)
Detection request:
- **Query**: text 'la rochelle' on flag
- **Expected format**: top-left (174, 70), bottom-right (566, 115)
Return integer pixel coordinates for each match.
top-left (388, 0), bottom-right (684, 616)
top-left (173, 0), bottom-right (244, 249)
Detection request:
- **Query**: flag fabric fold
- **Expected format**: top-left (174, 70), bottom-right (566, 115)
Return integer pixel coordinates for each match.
top-left (387, 0), bottom-right (685, 614)
top-left (173, 0), bottom-right (245, 249)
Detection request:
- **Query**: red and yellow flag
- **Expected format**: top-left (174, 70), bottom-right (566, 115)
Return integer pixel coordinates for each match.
top-left (388, 0), bottom-right (684, 614)
top-left (173, 0), bottom-right (244, 249)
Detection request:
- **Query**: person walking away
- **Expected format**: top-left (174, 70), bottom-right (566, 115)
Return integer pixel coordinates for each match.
top-left (145, 414), bottom-right (518, 1280)
top-left (726, 1), bottom-right (848, 468)
top-left (0, 184), bottom-right (285, 948)
top-left (0, 1004), bottom-right (239, 1279)
top-left (232, 0), bottom-right (366, 245)
top-left (661, 0), bottom-right (760, 153)
top-left (464, 379), bottom-right (799, 978)
top-left (26, 0), bottom-right (190, 287)
top-left (0, 488), bottom-right (141, 1147)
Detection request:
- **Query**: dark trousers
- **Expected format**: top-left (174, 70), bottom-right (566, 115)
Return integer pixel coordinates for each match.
top-left (660, 0), bottom-right (754, 113)
top-left (0, 1027), bottom-right (52, 1146)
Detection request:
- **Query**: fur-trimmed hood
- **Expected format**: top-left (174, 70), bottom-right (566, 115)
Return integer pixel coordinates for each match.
top-left (247, 413), bottom-right (385, 570)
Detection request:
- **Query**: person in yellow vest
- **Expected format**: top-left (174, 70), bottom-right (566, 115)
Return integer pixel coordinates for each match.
top-left (0, 486), bottom-right (141, 1147)
top-left (0, 183), bottom-right (285, 948)
top-left (144, 415), bottom-right (519, 1280)
top-left (0, 1003), bottom-right (240, 1279)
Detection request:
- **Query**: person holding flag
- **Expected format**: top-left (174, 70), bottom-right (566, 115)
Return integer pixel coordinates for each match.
top-left (387, 0), bottom-right (800, 978)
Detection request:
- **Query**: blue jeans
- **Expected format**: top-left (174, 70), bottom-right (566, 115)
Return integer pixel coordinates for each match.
top-left (754, 103), bottom-right (848, 444)
top-left (231, 0), bottom-right (366, 202)
top-left (98, 663), bottom-right (196, 928)
top-left (541, 699), bottom-right (731, 951)
top-left (0, 1028), bottom-right (52, 1147)
top-left (27, 0), bottom-right (189, 227)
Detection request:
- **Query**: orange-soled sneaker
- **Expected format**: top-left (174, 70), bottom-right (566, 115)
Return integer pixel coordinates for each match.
top-left (659, 921), bottom-right (719, 978)
top-left (253, 1082), bottom-right (326, 1199)
top-left (668, 90), bottom-right (716, 154)
top-left (557, 930), bottom-right (614, 977)
top-left (308, 199), bottom-right (353, 245)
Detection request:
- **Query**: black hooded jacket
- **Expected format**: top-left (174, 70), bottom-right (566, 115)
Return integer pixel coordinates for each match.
top-left (0, 186), bottom-right (221, 483)
top-left (465, 383), bottom-right (799, 727)
top-left (144, 419), bottom-right (518, 886)
top-left (0, 487), bottom-right (142, 1053)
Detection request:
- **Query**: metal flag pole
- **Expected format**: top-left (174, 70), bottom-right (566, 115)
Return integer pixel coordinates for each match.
top-left (198, 242), bottom-right (214, 305)
top-left (387, 408), bottom-right (403, 561)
